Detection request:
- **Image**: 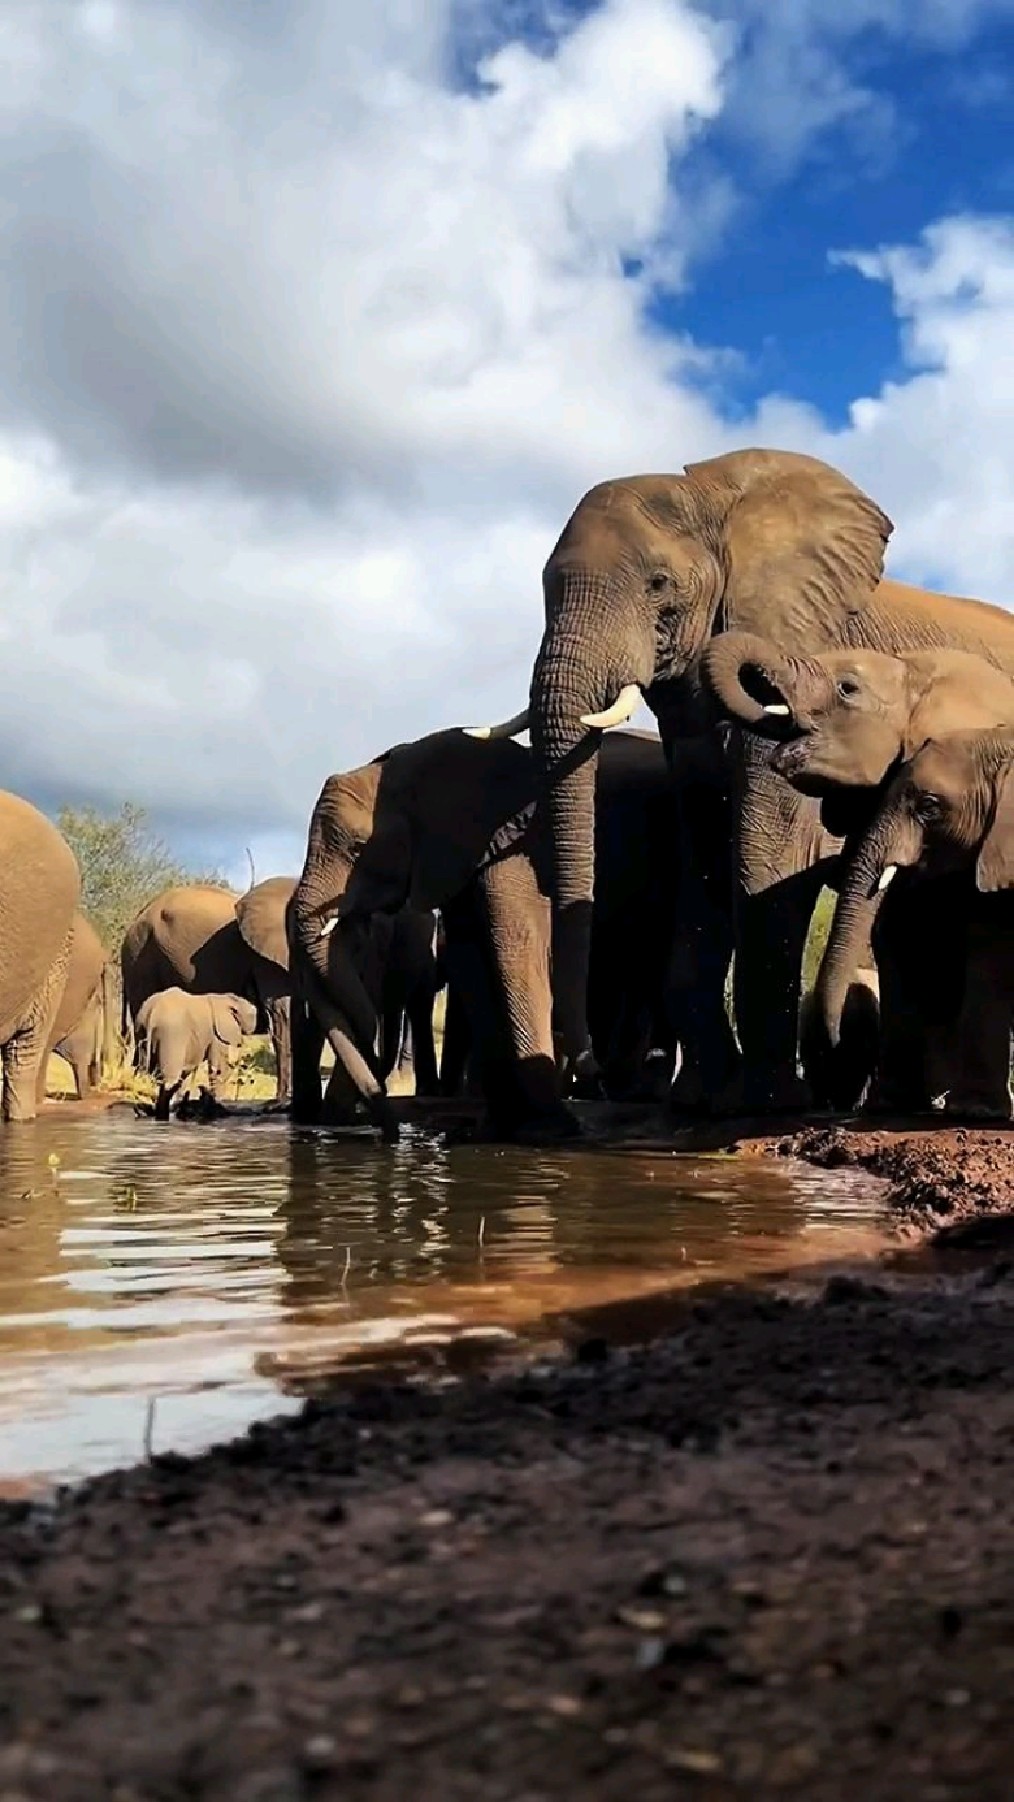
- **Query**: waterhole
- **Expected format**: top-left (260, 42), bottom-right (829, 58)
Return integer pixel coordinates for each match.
top-left (0, 1107), bottom-right (888, 1490)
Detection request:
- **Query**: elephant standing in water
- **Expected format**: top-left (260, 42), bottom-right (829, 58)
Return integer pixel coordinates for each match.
top-left (121, 880), bottom-right (294, 1102)
top-left (292, 726), bottom-right (681, 1140)
top-left (0, 792), bottom-right (80, 1121)
top-left (135, 989), bottom-right (259, 1119)
top-left (485, 447), bottom-right (1014, 1116)
top-left (704, 634), bottom-right (1014, 1113)
top-left (817, 730), bottom-right (1014, 1121)
top-left (38, 911), bottom-right (106, 1103)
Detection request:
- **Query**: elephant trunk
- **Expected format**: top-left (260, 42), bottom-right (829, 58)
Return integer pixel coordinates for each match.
top-left (702, 632), bottom-right (832, 734)
top-left (816, 802), bottom-right (923, 1046)
top-left (529, 585), bottom-right (653, 1071)
top-left (291, 863), bottom-right (398, 1139)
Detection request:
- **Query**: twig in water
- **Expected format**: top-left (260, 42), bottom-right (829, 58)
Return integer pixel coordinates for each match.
top-left (477, 1215), bottom-right (485, 1248)
top-left (341, 1245), bottom-right (352, 1289)
top-left (143, 1397), bottom-right (157, 1461)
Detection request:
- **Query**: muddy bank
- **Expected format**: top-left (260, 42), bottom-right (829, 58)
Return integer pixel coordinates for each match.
top-left (1, 1118), bottom-right (1013, 1799)
top-left (770, 1122), bottom-right (1013, 1239)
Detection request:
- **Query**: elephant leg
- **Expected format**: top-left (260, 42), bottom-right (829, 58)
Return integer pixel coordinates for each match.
top-left (3, 933), bottom-right (73, 1124)
top-left (154, 1081), bottom-right (178, 1120)
top-left (266, 997), bottom-right (292, 1106)
top-left (665, 762), bottom-right (740, 1112)
top-left (869, 882), bottom-right (966, 1114)
top-left (408, 997), bottom-right (440, 1098)
top-left (476, 855), bottom-right (577, 1140)
top-left (438, 979), bottom-right (470, 1096)
top-left (729, 738), bottom-right (831, 1113)
top-left (945, 908), bottom-right (1012, 1122)
top-left (290, 993), bottom-right (326, 1124)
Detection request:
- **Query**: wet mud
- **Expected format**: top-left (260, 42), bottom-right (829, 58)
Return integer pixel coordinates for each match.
top-left (0, 1113), bottom-right (1012, 1799)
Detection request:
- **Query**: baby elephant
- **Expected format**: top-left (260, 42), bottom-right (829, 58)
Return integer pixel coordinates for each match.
top-left (135, 989), bottom-right (258, 1119)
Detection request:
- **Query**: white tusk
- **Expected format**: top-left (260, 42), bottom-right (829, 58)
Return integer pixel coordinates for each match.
top-left (463, 709), bottom-right (530, 741)
top-left (876, 865), bottom-right (897, 892)
top-left (762, 703), bottom-right (790, 716)
top-left (318, 915), bottom-right (339, 938)
top-left (579, 684), bottom-right (642, 731)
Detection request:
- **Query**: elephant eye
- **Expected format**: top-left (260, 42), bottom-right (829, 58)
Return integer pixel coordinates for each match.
top-left (648, 570), bottom-right (670, 594)
top-left (836, 677), bottom-right (861, 701)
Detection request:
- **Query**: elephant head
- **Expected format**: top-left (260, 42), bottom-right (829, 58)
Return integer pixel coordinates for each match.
top-left (236, 876), bottom-right (295, 975)
top-left (705, 633), bottom-right (1014, 800)
top-left (210, 994), bottom-right (259, 1046)
top-left (816, 729), bottom-right (1014, 1044)
top-left (476, 449), bottom-right (893, 1070)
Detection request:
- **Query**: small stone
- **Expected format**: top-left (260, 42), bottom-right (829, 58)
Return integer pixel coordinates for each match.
top-left (12, 1604), bottom-right (41, 1625)
top-left (395, 1684), bottom-right (426, 1709)
top-left (278, 1638), bottom-right (301, 1658)
top-left (301, 1736), bottom-right (337, 1772)
top-left (665, 1749), bottom-right (722, 1775)
top-left (289, 1600), bottom-right (324, 1624)
top-left (635, 1636), bottom-right (667, 1670)
top-left (617, 1605), bottom-right (666, 1632)
top-left (944, 1688), bottom-right (970, 1708)
top-left (545, 1695), bottom-right (582, 1718)
top-left (420, 1509), bottom-right (453, 1529)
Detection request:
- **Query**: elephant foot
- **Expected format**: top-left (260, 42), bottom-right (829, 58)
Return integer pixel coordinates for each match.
top-left (943, 1094), bottom-right (1013, 1125)
top-left (482, 1102), bottom-right (582, 1145)
top-left (864, 1082), bottom-right (937, 1119)
top-left (711, 1067), bottom-right (812, 1119)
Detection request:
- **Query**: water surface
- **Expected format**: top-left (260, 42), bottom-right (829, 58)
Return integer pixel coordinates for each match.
top-left (0, 1109), bottom-right (887, 1490)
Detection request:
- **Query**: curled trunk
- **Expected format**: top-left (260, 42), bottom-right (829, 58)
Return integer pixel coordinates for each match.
top-left (702, 632), bottom-right (832, 733)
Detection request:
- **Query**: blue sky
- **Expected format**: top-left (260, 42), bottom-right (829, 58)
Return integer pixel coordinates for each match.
top-left (0, 0), bottom-right (1012, 883)
top-left (671, 16), bottom-right (1014, 422)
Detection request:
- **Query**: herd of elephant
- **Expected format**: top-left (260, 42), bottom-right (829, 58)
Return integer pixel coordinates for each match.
top-left (2, 445), bottom-right (1012, 1133)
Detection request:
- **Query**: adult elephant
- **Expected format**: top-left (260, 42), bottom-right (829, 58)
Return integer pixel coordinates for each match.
top-left (0, 793), bottom-right (80, 1121)
top-left (293, 727), bottom-right (681, 1139)
top-left (121, 880), bottom-right (294, 1099)
top-left (38, 911), bottom-right (106, 1104)
top-left (480, 447), bottom-right (1014, 1114)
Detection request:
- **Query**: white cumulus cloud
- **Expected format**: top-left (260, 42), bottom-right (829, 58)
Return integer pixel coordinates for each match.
top-left (0, 0), bottom-right (1011, 891)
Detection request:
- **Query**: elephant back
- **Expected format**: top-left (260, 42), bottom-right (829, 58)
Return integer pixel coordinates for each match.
top-left (0, 792), bottom-right (80, 1045)
top-left (236, 876), bottom-right (296, 974)
top-left (128, 884), bottom-right (245, 992)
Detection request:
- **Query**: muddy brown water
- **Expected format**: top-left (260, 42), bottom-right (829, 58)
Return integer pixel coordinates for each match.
top-left (0, 1109), bottom-right (889, 1492)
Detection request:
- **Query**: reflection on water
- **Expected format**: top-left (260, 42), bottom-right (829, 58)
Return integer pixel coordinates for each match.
top-left (0, 1109), bottom-right (887, 1489)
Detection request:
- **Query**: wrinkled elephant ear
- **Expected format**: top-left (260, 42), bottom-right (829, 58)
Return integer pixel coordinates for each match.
top-left (211, 995), bottom-right (256, 1046)
top-left (685, 449), bottom-right (893, 626)
top-left (977, 751), bottom-right (1014, 891)
top-left (236, 877), bottom-right (296, 973)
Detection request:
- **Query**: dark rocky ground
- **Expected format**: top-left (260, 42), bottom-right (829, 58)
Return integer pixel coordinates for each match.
top-left (1, 1119), bottom-right (1012, 1801)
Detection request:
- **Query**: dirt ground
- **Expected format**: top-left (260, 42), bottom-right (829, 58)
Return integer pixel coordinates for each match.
top-left (1, 1119), bottom-right (1012, 1801)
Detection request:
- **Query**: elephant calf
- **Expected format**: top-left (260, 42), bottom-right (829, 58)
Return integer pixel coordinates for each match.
top-left (135, 989), bottom-right (258, 1119)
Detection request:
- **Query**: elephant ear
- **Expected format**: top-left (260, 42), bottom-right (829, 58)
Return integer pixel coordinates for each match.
top-left (211, 995), bottom-right (253, 1046)
top-left (236, 877), bottom-right (296, 972)
top-left (977, 755), bottom-right (1014, 891)
top-left (685, 449), bottom-right (892, 630)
